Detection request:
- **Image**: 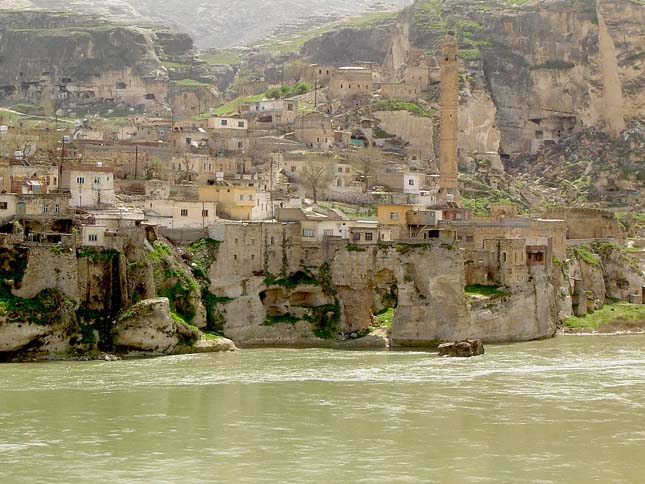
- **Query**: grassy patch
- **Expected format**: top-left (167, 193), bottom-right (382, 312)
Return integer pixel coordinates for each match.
top-left (202, 50), bottom-right (242, 65)
top-left (346, 244), bottom-right (367, 252)
top-left (465, 285), bottom-right (510, 299)
top-left (371, 100), bottom-right (433, 117)
top-left (374, 307), bottom-right (394, 328)
top-left (572, 245), bottom-right (600, 266)
top-left (171, 79), bottom-right (211, 88)
top-left (563, 303), bottom-right (645, 331)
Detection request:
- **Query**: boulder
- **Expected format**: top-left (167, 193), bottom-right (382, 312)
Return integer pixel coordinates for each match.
top-left (438, 339), bottom-right (485, 358)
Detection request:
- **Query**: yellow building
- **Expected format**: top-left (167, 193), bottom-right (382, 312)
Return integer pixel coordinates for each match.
top-left (199, 184), bottom-right (271, 221)
top-left (377, 204), bottom-right (413, 240)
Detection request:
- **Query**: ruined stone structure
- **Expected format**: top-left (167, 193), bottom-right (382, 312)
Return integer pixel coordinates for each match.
top-left (438, 32), bottom-right (460, 206)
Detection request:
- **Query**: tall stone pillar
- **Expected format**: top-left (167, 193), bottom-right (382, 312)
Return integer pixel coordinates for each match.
top-left (438, 31), bottom-right (460, 206)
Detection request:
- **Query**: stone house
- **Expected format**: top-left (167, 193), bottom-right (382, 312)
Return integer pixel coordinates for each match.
top-left (542, 208), bottom-right (624, 243)
top-left (145, 199), bottom-right (218, 229)
top-left (379, 82), bottom-right (419, 101)
top-left (199, 182), bottom-right (271, 221)
top-left (328, 67), bottom-right (374, 100)
top-left (294, 113), bottom-right (334, 150)
top-left (60, 164), bottom-right (115, 209)
top-left (0, 164), bottom-right (60, 194)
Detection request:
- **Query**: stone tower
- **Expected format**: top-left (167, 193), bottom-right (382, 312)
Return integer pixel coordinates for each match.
top-left (438, 31), bottom-right (460, 206)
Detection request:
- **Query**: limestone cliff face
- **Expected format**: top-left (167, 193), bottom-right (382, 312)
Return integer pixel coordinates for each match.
top-left (204, 239), bottom-right (560, 346)
top-left (403, 0), bottom-right (643, 155)
top-left (0, 12), bottom-right (179, 108)
top-left (0, 235), bottom-right (234, 361)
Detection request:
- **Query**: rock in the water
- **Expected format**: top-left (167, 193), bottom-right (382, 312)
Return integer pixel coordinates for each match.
top-left (438, 339), bottom-right (485, 358)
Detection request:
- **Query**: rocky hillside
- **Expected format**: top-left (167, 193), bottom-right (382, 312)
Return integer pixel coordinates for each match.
top-left (3, 0), bottom-right (405, 48)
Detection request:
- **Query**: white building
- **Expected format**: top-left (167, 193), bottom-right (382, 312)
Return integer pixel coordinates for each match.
top-left (61, 164), bottom-right (116, 208)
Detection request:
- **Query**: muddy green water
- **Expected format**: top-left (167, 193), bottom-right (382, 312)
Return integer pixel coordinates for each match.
top-left (1, 336), bottom-right (644, 483)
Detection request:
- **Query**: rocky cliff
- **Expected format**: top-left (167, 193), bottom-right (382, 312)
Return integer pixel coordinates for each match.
top-left (0, 231), bottom-right (236, 362)
top-left (0, 11), bottom-right (203, 111)
top-left (7, 0), bottom-right (403, 48)
top-left (203, 234), bottom-right (561, 347)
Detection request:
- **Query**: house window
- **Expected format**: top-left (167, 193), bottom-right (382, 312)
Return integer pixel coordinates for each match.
top-left (291, 166), bottom-right (296, 172)
top-left (76, 177), bottom-right (85, 185)
top-left (202, 210), bottom-right (209, 217)
top-left (239, 195), bottom-right (244, 201)
top-left (221, 120), bottom-right (228, 126)
top-left (180, 209), bottom-right (188, 216)
top-left (0, 202), bottom-right (7, 210)
top-left (338, 167), bottom-right (343, 173)
top-left (345, 167), bottom-right (350, 173)
top-left (353, 232), bottom-right (361, 241)
top-left (466, 236), bottom-right (474, 243)
top-left (365, 233), bottom-right (373, 241)
top-left (238, 121), bottom-right (245, 128)
top-left (249, 195), bottom-right (254, 201)
top-left (390, 212), bottom-right (399, 220)
top-left (408, 179), bottom-right (415, 186)
top-left (88, 234), bottom-right (98, 242)
top-left (302, 229), bottom-right (315, 238)
top-left (94, 176), bottom-right (101, 184)
top-left (270, 236), bottom-right (275, 244)
top-left (324, 229), bottom-right (334, 237)
top-left (54, 204), bottom-right (60, 213)
top-left (43, 204), bottom-right (49, 214)
top-left (288, 104), bottom-right (294, 111)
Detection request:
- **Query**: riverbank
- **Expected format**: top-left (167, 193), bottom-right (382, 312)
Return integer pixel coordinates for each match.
top-left (559, 301), bottom-right (645, 335)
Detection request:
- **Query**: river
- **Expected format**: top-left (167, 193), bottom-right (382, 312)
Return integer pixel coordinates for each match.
top-left (1, 336), bottom-right (644, 483)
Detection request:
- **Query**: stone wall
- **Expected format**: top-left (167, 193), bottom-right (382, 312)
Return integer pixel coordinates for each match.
top-left (12, 246), bottom-right (80, 300)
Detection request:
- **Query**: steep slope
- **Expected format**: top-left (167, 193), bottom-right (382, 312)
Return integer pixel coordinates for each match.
top-left (5, 0), bottom-right (406, 48)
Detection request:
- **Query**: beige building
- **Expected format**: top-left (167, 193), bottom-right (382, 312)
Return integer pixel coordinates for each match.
top-left (199, 183), bottom-right (271, 221)
top-left (145, 199), bottom-right (218, 229)
top-left (379, 82), bottom-right (419, 101)
top-left (60, 164), bottom-right (115, 208)
top-left (294, 113), bottom-right (334, 150)
top-left (328, 67), bottom-right (374, 100)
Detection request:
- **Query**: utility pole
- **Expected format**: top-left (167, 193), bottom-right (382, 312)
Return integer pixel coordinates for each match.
top-left (135, 144), bottom-right (139, 179)
top-left (314, 68), bottom-right (318, 109)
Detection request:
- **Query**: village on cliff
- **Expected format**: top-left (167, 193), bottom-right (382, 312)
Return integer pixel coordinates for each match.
top-left (0, 9), bottom-right (643, 360)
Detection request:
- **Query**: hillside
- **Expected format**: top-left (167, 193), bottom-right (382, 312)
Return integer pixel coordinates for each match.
top-left (3, 0), bottom-right (407, 48)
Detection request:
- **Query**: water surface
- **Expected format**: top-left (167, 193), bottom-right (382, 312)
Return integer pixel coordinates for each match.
top-left (1, 336), bottom-right (644, 483)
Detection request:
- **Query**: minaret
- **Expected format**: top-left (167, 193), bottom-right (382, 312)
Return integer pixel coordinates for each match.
top-left (438, 31), bottom-right (460, 206)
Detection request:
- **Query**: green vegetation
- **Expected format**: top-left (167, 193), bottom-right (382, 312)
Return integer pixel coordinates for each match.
top-left (371, 100), bottom-right (433, 117)
top-left (266, 82), bottom-right (311, 99)
top-left (572, 245), bottom-right (600, 266)
top-left (0, 287), bottom-right (75, 326)
top-left (170, 79), bottom-right (211, 88)
top-left (529, 60), bottom-right (575, 71)
top-left (77, 248), bottom-right (119, 262)
top-left (148, 241), bottom-right (199, 324)
top-left (458, 48), bottom-right (481, 60)
top-left (202, 50), bottom-right (242, 65)
top-left (563, 303), bottom-right (645, 331)
top-left (263, 313), bottom-right (300, 326)
top-left (346, 244), bottom-right (367, 252)
top-left (187, 238), bottom-right (220, 280)
top-left (465, 285), bottom-right (510, 299)
top-left (374, 307), bottom-right (394, 328)
top-left (304, 303), bottom-right (341, 339)
top-left (203, 94), bottom-right (265, 117)
top-left (264, 271), bottom-right (319, 288)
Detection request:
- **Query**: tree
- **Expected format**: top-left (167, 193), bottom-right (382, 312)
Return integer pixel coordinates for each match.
top-left (266, 87), bottom-right (282, 100)
top-left (301, 160), bottom-right (331, 203)
top-left (293, 81), bottom-right (312, 96)
top-left (352, 147), bottom-right (385, 192)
